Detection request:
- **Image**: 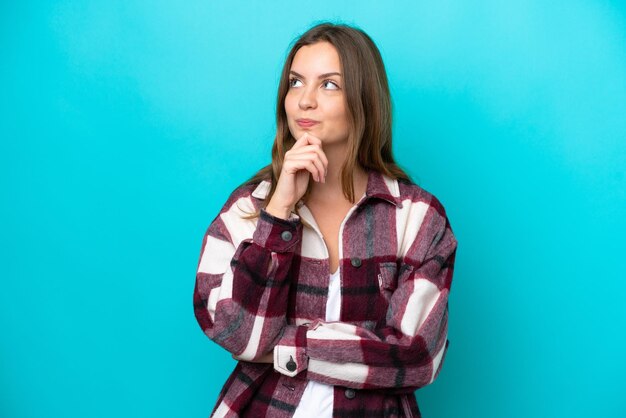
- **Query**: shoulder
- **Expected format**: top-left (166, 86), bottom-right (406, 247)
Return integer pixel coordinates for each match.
top-left (395, 177), bottom-right (450, 221)
top-left (392, 176), bottom-right (458, 258)
top-left (217, 176), bottom-right (271, 215)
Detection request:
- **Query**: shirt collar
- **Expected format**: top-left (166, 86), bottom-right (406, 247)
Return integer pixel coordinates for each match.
top-left (363, 169), bottom-right (403, 207)
top-left (251, 179), bottom-right (271, 200)
top-left (251, 169), bottom-right (402, 207)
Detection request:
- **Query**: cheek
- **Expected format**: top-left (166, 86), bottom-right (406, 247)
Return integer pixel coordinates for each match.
top-left (284, 94), bottom-right (297, 116)
top-left (330, 101), bottom-right (349, 129)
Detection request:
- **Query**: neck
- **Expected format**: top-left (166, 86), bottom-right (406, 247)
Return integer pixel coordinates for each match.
top-left (308, 142), bottom-right (368, 203)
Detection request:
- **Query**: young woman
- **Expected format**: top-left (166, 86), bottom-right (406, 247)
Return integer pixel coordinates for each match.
top-left (193, 22), bottom-right (458, 418)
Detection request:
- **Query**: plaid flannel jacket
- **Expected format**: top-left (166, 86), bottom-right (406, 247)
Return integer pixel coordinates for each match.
top-left (193, 169), bottom-right (458, 417)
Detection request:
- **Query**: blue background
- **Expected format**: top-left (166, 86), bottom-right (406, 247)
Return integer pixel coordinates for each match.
top-left (2, 1), bottom-right (625, 417)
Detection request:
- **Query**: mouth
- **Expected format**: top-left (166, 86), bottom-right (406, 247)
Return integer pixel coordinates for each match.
top-left (296, 119), bottom-right (320, 128)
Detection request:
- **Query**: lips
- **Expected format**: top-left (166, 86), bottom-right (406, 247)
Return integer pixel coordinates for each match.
top-left (296, 119), bottom-right (320, 128)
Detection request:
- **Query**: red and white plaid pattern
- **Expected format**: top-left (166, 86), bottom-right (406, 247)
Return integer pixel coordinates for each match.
top-left (193, 169), bottom-right (458, 417)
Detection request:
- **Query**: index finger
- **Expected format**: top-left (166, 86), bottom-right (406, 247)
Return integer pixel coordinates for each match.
top-left (291, 132), bottom-right (323, 150)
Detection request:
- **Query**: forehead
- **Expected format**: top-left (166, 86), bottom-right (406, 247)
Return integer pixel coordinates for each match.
top-left (290, 42), bottom-right (342, 74)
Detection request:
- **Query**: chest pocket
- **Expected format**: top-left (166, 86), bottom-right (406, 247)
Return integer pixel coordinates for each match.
top-left (377, 262), bottom-right (398, 304)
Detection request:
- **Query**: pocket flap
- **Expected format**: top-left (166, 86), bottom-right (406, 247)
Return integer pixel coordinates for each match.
top-left (377, 261), bottom-right (398, 290)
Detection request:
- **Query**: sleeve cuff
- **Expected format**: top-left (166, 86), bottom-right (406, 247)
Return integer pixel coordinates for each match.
top-left (273, 325), bottom-right (308, 377)
top-left (252, 208), bottom-right (302, 253)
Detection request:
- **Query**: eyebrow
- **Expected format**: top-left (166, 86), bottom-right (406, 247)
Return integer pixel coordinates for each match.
top-left (289, 70), bottom-right (342, 79)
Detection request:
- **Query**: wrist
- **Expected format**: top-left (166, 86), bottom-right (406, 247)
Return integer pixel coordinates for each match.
top-left (265, 203), bottom-right (293, 220)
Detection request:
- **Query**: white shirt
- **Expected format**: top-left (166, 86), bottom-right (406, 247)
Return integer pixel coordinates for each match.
top-left (292, 267), bottom-right (341, 418)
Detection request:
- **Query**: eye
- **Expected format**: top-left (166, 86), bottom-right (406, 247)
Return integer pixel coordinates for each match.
top-left (322, 80), bottom-right (340, 90)
top-left (289, 77), bottom-right (303, 88)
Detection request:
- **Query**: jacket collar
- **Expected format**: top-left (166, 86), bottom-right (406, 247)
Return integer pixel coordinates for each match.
top-left (251, 169), bottom-right (402, 207)
top-left (363, 169), bottom-right (403, 207)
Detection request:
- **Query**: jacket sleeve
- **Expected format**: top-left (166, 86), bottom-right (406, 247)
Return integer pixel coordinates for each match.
top-left (193, 188), bottom-right (303, 361)
top-left (272, 197), bottom-right (458, 390)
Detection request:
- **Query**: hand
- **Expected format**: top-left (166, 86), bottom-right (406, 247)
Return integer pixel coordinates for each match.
top-left (232, 349), bottom-right (274, 363)
top-left (265, 133), bottom-right (328, 219)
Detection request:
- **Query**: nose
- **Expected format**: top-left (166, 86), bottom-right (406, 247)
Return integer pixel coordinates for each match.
top-left (298, 85), bottom-right (317, 110)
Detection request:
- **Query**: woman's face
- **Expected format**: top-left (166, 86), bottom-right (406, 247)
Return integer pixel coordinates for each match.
top-left (285, 41), bottom-right (350, 146)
